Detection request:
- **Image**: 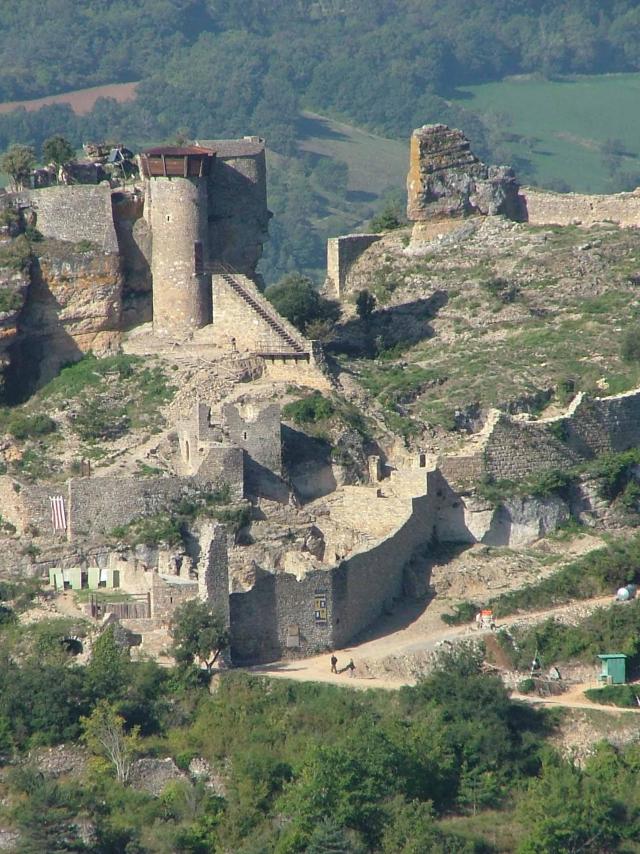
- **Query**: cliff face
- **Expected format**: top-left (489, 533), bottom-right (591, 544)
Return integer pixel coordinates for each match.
top-left (7, 239), bottom-right (122, 393)
top-left (407, 124), bottom-right (522, 222)
top-left (0, 254), bottom-right (30, 394)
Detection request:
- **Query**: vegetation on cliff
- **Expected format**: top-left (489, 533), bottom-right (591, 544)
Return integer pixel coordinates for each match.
top-left (337, 221), bottom-right (640, 442)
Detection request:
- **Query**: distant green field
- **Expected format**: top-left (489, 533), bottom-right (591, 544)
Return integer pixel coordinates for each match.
top-left (458, 73), bottom-right (640, 192)
top-left (297, 110), bottom-right (407, 196)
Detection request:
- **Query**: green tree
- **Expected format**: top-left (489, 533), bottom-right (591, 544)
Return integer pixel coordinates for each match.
top-left (1, 144), bottom-right (35, 190)
top-left (8, 767), bottom-right (86, 853)
top-left (170, 599), bottom-right (229, 673)
top-left (86, 624), bottom-right (131, 700)
top-left (516, 758), bottom-right (624, 853)
top-left (306, 816), bottom-right (364, 854)
top-left (265, 273), bottom-right (340, 333)
top-left (42, 134), bottom-right (75, 180)
top-left (81, 699), bottom-right (140, 784)
top-left (369, 200), bottom-right (405, 233)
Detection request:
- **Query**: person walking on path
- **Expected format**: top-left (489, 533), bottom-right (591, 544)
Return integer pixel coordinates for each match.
top-left (330, 654), bottom-right (338, 674)
top-left (346, 658), bottom-right (356, 678)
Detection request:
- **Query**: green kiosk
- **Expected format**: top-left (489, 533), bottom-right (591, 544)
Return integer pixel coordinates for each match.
top-left (597, 653), bottom-right (627, 685)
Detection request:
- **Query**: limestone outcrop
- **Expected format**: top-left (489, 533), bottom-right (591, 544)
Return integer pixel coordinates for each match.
top-left (407, 124), bottom-right (522, 222)
top-left (0, 258), bottom-right (30, 391)
top-left (14, 240), bottom-right (123, 386)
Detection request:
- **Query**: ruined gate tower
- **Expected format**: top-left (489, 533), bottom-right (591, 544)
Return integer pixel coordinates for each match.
top-left (139, 146), bottom-right (214, 339)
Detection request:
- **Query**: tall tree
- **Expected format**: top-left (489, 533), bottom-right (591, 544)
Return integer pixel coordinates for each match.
top-left (81, 700), bottom-right (140, 785)
top-left (1, 144), bottom-right (35, 190)
top-left (42, 134), bottom-right (75, 181)
top-left (170, 599), bottom-right (229, 673)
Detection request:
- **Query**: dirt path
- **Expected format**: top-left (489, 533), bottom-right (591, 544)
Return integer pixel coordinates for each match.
top-left (521, 682), bottom-right (640, 715)
top-left (248, 593), bottom-right (616, 694)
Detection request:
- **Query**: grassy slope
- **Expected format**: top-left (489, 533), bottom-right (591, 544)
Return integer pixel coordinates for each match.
top-left (297, 110), bottom-right (407, 196)
top-left (345, 221), bottom-right (640, 439)
top-left (456, 73), bottom-right (640, 192)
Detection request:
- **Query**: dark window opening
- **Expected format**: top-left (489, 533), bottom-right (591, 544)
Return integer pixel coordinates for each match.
top-left (194, 241), bottom-right (204, 275)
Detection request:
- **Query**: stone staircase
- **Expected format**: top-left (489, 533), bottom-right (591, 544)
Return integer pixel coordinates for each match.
top-left (219, 272), bottom-right (309, 355)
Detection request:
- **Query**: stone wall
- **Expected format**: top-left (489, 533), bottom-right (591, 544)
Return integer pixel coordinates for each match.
top-left (260, 354), bottom-right (332, 392)
top-left (523, 187), bottom-right (640, 228)
top-left (62, 463), bottom-right (242, 541)
top-left (230, 473), bottom-right (440, 662)
top-left (0, 476), bottom-right (55, 536)
top-left (451, 387), bottom-right (640, 484)
top-left (67, 475), bottom-right (209, 539)
top-left (25, 185), bottom-right (118, 251)
top-left (205, 144), bottom-right (269, 275)
top-left (325, 234), bottom-right (381, 298)
top-left (211, 272), bottom-right (309, 355)
top-left (198, 523), bottom-right (230, 626)
top-left (222, 402), bottom-right (282, 475)
top-left (149, 573), bottom-right (198, 622)
top-left (332, 491), bottom-right (434, 647)
top-left (197, 446), bottom-right (244, 499)
top-left (111, 190), bottom-right (152, 327)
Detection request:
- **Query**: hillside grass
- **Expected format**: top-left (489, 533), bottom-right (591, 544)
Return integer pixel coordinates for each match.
top-left (0, 353), bottom-right (176, 482)
top-left (297, 110), bottom-right (407, 196)
top-left (349, 222), bottom-right (640, 436)
top-left (457, 73), bottom-right (640, 192)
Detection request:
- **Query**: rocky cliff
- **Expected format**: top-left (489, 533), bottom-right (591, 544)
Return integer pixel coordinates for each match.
top-left (3, 238), bottom-right (122, 395)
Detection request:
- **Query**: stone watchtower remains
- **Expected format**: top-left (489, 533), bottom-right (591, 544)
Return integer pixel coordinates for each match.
top-left (139, 146), bottom-right (214, 339)
top-left (137, 137), bottom-right (272, 341)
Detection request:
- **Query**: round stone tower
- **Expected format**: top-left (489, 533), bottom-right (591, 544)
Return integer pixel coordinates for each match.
top-left (139, 146), bottom-right (214, 339)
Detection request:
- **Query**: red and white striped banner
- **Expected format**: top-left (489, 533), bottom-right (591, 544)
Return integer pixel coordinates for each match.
top-left (49, 495), bottom-right (67, 532)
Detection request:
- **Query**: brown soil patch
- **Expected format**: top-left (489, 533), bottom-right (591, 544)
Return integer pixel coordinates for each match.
top-left (0, 82), bottom-right (139, 116)
top-left (484, 633), bottom-right (512, 669)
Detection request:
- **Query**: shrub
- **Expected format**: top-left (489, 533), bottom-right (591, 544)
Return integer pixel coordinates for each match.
top-left (265, 274), bottom-right (340, 333)
top-left (0, 288), bottom-right (23, 314)
top-left (7, 413), bottom-right (56, 440)
top-left (527, 468), bottom-right (573, 498)
top-left (369, 200), bottom-right (405, 233)
top-left (73, 398), bottom-right (130, 441)
top-left (283, 393), bottom-right (335, 425)
top-left (112, 512), bottom-right (183, 547)
top-left (584, 685), bottom-right (639, 707)
top-left (488, 534), bottom-right (640, 618)
top-left (587, 448), bottom-right (640, 500)
top-left (441, 600), bottom-right (478, 626)
top-left (355, 289), bottom-right (376, 322)
top-left (621, 325), bottom-right (640, 362)
top-left (517, 678), bottom-right (536, 694)
top-left (0, 235), bottom-right (32, 271)
top-left (482, 277), bottom-right (518, 304)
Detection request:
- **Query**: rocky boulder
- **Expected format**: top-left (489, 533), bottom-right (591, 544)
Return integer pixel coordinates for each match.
top-left (407, 124), bottom-right (523, 222)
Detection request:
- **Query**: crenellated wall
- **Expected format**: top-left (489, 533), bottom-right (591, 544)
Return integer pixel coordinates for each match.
top-left (440, 387), bottom-right (640, 488)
